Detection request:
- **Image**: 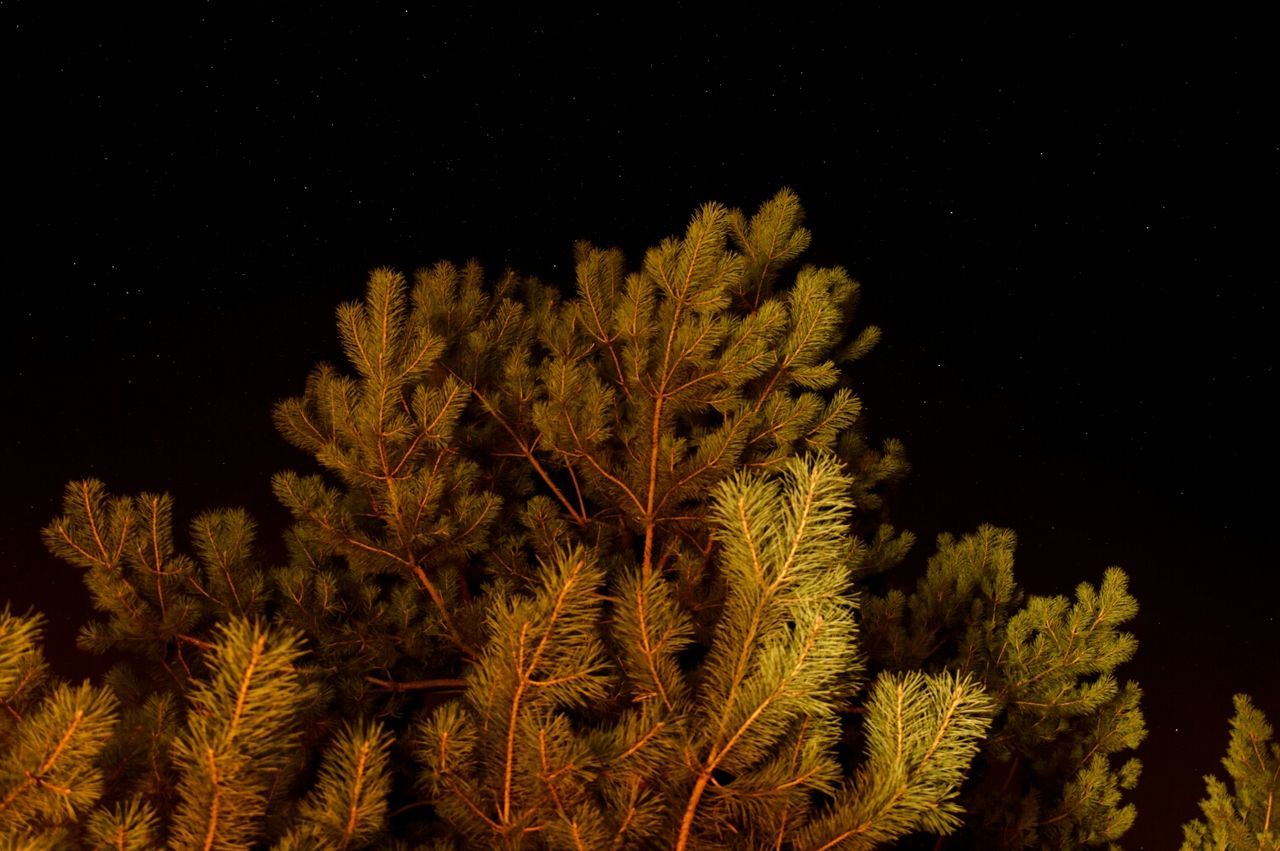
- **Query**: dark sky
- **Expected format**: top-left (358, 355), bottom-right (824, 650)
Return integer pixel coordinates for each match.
top-left (3, 7), bottom-right (1274, 847)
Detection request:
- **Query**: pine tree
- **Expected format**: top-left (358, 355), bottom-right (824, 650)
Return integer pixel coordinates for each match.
top-left (1181, 694), bottom-right (1280, 850)
top-left (861, 526), bottom-right (1146, 848)
top-left (0, 189), bottom-right (1188, 847)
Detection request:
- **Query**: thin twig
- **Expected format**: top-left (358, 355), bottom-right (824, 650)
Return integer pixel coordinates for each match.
top-left (364, 676), bottom-right (467, 692)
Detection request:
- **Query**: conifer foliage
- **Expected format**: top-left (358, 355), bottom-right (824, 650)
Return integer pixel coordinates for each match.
top-left (1181, 694), bottom-right (1280, 850)
top-left (0, 189), bottom-right (1202, 847)
top-left (41, 481), bottom-right (270, 693)
top-left (417, 456), bottom-right (993, 849)
top-left (0, 608), bottom-right (117, 842)
top-left (861, 527), bottom-right (1146, 847)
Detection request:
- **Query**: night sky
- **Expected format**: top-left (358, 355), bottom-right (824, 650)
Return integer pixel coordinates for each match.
top-left (3, 8), bottom-right (1274, 847)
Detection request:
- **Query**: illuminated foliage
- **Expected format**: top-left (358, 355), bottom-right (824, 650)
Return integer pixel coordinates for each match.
top-left (4, 190), bottom-right (1212, 847)
top-left (417, 457), bottom-right (992, 849)
top-left (861, 527), bottom-right (1146, 847)
top-left (1181, 694), bottom-right (1280, 850)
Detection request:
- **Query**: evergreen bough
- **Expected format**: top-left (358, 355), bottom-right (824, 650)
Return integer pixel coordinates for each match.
top-left (2, 189), bottom-right (1224, 848)
top-left (862, 527), bottom-right (1145, 847)
top-left (1182, 694), bottom-right (1280, 850)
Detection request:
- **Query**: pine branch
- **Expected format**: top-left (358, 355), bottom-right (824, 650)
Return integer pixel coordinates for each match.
top-left (167, 620), bottom-right (311, 850)
top-left (670, 455), bottom-right (862, 848)
top-left (795, 671), bottom-right (994, 850)
top-left (726, 187), bottom-right (812, 311)
top-left (84, 796), bottom-right (160, 850)
top-left (0, 608), bottom-right (50, 726)
top-left (0, 680), bottom-right (119, 832)
top-left (289, 719), bottom-right (394, 850)
top-left (417, 547), bottom-right (613, 844)
top-left (609, 563), bottom-right (692, 711)
top-left (1182, 694), bottom-right (1280, 850)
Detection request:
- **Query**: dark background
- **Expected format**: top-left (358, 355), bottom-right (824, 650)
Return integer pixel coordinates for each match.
top-left (2, 7), bottom-right (1274, 847)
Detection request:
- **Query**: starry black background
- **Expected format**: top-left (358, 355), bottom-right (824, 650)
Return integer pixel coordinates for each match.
top-left (2, 6), bottom-right (1275, 847)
